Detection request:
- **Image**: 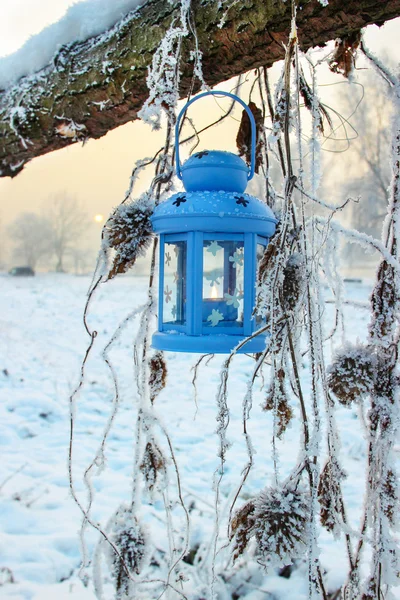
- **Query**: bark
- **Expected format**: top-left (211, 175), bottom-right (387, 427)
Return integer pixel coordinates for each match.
top-left (1, 0), bottom-right (400, 178)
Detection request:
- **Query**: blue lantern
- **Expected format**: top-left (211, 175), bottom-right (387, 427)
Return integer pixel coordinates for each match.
top-left (151, 91), bottom-right (277, 354)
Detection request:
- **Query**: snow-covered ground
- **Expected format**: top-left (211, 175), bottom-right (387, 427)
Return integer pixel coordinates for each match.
top-left (0, 272), bottom-right (397, 599)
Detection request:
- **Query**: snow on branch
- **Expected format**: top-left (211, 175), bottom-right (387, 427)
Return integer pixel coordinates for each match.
top-left (2, 0), bottom-right (400, 177)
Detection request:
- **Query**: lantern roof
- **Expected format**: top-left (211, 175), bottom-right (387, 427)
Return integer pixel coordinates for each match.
top-left (181, 150), bottom-right (249, 193)
top-left (182, 150), bottom-right (248, 174)
top-left (151, 189), bottom-right (277, 237)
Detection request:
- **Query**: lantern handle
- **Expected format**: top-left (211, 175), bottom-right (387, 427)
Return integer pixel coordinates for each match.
top-left (175, 90), bottom-right (256, 182)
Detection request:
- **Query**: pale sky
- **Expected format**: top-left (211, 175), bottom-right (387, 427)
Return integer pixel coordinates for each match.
top-left (0, 0), bottom-right (399, 258)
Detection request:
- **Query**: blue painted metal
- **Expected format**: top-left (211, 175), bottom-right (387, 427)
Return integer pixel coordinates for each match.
top-left (151, 90), bottom-right (277, 354)
top-left (182, 150), bottom-right (249, 193)
top-left (152, 330), bottom-right (268, 354)
top-left (175, 90), bottom-right (256, 182)
top-left (151, 190), bottom-right (277, 237)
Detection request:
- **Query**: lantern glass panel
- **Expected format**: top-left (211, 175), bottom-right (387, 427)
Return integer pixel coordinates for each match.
top-left (163, 241), bottom-right (187, 326)
top-left (255, 240), bottom-right (268, 327)
top-left (202, 240), bottom-right (244, 328)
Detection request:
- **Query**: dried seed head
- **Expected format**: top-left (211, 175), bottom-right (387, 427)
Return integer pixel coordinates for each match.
top-left (263, 369), bottom-right (293, 438)
top-left (329, 31), bottom-right (361, 78)
top-left (327, 344), bottom-right (375, 406)
top-left (106, 505), bottom-right (150, 597)
top-left (253, 486), bottom-right (309, 567)
top-left (257, 242), bottom-right (279, 285)
top-left (140, 441), bottom-right (166, 494)
top-left (148, 351), bottom-right (167, 404)
top-left (236, 101), bottom-right (264, 174)
top-left (282, 253), bottom-right (305, 313)
top-left (104, 199), bottom-right (153, 280)
top-left (318, 459), bottom-right (346, 534)
top-left (230, 499), bottom-right (256, 562)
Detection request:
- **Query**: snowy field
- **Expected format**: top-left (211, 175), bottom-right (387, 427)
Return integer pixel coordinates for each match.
top-left (0, 272), bottom-right (398, 600)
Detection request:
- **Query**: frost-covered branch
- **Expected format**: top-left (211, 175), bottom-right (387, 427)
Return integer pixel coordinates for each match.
top-left (3, 0), bottom-right (400, 176)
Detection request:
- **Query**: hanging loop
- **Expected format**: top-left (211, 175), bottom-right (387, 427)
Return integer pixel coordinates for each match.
top-left (175, 90), bottom-right (256, 182)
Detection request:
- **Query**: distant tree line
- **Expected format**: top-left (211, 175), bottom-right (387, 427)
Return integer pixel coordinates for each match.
top-left (8, 194), bottom-right (90, 272)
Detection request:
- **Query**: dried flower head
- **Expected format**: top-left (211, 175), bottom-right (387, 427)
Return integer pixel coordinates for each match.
top-left (236, 101), bottom-right (264, 174)
top-left (253, 485), bottom-right (309, 567)
top-left (329, 31), bottom-right (361, 78)
top-left (140, 441), bottom-right (166, 494)
top-left (230, 499), bottom-right (256, 562)
top-left (104, 197), bottom-right (154, 280)
top-left (148, 351), bottom-right (167, 404)
top-left (263, 369), bottom-right (293, 438)
top-left (282, 253), bottom-right (305, 313)
top-left (318, 459), bottom-right (346, 535)
top-left (257, 241), bottom-right (279, 285)
top-left (106, 505), bottom-right (150, 597)
top-left (327, 344), bottom-right (375, 406)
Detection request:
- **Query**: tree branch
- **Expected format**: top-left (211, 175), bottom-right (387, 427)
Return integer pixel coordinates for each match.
top-left (1, 0), bottom-right (400, 177)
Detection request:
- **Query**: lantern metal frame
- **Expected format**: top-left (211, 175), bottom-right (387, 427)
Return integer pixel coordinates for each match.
top-left (154, 231), bottom-right (269, 353)
top-left (151, 91), bottom-right (277, 354)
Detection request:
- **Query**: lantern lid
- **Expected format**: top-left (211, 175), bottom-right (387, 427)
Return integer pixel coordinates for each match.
top-left (181, 150), bottom-right (249, 193)
top-left (151, 189), bottom-right (277, 237)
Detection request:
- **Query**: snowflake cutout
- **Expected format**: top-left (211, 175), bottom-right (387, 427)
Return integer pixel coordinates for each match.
top-left (229, 249), bottom-right (244, 268)
top-left (195, 151), bottom-right (209, 159)
top-left (237, 285), bottom-right (244, 299)
top-left (206, 241), bottom-right (223, 256)
top-left (171, 304), bottom-right (177, 319)
top-left (164, 286), bottom-right (172, 303)
top-left (235, 196), bottom-right (249, 207)
top-left (173, 272), bottom-right (179, 283)
top-left (205, 268), bottom-right (222, 286)
top-left (173, 195), bottom-right (186, 207)
top-left (207, 309), bottom-right (224, 327)
top-left (224, 289), bottom-right (241, 308)
top-left (165, 252), bottom-right (172, 266)
top-left (173, 245), bottom-right (179, 256)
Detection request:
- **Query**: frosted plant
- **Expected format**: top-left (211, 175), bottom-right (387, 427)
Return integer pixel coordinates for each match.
top-left (68, 7), bottom-right (400, 600)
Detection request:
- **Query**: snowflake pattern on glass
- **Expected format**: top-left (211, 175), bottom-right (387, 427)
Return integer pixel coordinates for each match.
top-left (206, 241), bottom-right (223, 256)
top-left (171, 304), bottom-right (177, 318)
top-left (164, 286), bottom-right (172, 303)
top-left (205, 268), bottom-right (222, 286)
top-left (165, 252), bottom-right (172, 266)
top-left (229, 249), bottom-right (244, 269)
top-left (224, 289), bottom-right (241, 308)
top-left (207, 309), bottom-right (224, 327)
top-left (173, 272), bottom-right (179, 283)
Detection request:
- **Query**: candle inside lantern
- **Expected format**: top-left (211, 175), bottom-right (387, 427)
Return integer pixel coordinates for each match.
top-left (202, 239), bottom-right (245, 327)
top-left (210, 284), bottom-right (218, 299)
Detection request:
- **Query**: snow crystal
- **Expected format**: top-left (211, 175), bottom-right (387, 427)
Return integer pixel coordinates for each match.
top-left (0, 0), bottom-right (145, 89)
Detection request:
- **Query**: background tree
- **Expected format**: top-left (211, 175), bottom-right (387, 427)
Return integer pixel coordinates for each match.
top-left (8, 212), bottom-right (51, 269)
top-left (344, 72), bottom-right (391, 237)
top-left (45, 194), bottom-right (87, 272)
